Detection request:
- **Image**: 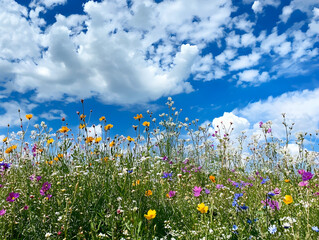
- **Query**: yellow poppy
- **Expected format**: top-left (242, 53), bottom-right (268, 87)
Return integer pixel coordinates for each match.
top-left (209, 175), bottom-right (216, 183)
top-left (86, 137), bottom-right (94, 143)
top-left (99, 116), bottom-right (106, 121)
top-left (25, 114), bottom-right (33, 120)
top-left (134, 114), bottom-right (143, 120)
top-left (79, 124), bottom-right (85, 129)
top-left (145, 190), bottom-right (152, 196)
top-left (284, 179), bottom-right (290, 183)
top-left (80, 114), bottom-right (86, 120)
top-left (127, 136), bottom-right (135, 142)
top-left (95, 137), bottom-right (102, 143)
top-left (47, 138), bottom-right (54, 144)
top-left (59, 126), bottom-right (70, 133)
top-left (144, 209), bottom-right (156, 220)
top-left (283, 195), bottom-right (293, 205)
top-left (197, 203), bottom-right (209, 213)
top-left (142, 121), bottom-right (150, 127)
top-left (109, 141), bottom-right (115, 147)
top-left (104, 124), bottom-right (113, 131)
top-left (2, 137), bottom-right (7, 142)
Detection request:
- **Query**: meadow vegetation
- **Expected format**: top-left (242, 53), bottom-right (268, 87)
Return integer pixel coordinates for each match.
top-left (0, 98), bottom-right (318, 239)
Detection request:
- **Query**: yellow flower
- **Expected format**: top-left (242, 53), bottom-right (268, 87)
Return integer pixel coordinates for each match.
top-left (284, 179), bottom-right (290, 183)
top-left (58, 153), bottom-right (63, 158)
top-left (283, 195), bottom-right (293, 205)
top-left (142, 121), bottom-right (150, 127)
top-left (86, 137), bottom-right (94, 143)
top-left (197, 203), bottom-right (209, 213)
top-left (127, 136), bottom-right (135, 142)
top-left (59, 126), bottom-right (70, 133)
top-left (145, 190), bottom-right (152, 196)
top-left (134, 114), bottom-right (143, 120)
top-left (209, 175), bottom-right (216, 183)
top-left (144, 209), bottom-right (156, 220)
top-left (2, 137), bottom-right (7, 142)
top-left (79, 124), bottom-right (85, 129)
top-left (5, 145), bottom-right (17, 154)
top-left (104, 124), bottom-right (113, 131)
top-left (47, 138), bottom-right (54, 144)
top-left (109, 141), bottom-right (115, 147)
top-left (54, 157), bottom-right (59, 161)
top-left (101, 157), bottom-right (108, 162)
top-left (95, 137), bottom-right (102, 143)
top-left (25, 114), bottom-right (33, 120)
top-left (99, 116), bottom-right (106, 121)
top-left (80, 114), bottom-right (86, 120)
top-left (46, 160), bottom-right (53, 165)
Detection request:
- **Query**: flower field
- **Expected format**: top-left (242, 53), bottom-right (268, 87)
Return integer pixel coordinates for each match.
top-left (0, 98), bottom-right (319, 239)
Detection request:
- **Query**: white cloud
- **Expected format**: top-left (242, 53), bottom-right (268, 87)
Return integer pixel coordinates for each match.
top-left (39, 109), bottom-right (66, 121)
top-left (279, 0), bottom-right (319, 22)
top-left (233, 88), bottom-right (319, 138)
top-left (229, 52), bottom-right (261, 71)
top-left (252, 1), bottom-right (262, 13)
top-left (30, 0), bottom-right (67, 9)
top-left (252, 0), bottom-right (281, 14)
top-left (237, 69), bottom-right (269, 86)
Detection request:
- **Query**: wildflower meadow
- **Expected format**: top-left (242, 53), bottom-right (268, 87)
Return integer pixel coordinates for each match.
top-left (0, 98), bottom-right (319, 240)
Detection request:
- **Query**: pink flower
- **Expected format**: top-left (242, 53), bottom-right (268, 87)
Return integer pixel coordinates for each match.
top-left (273, 188), bottom-right (281, 195)
top-left (0, 209), bottom-right (5, 216)
top-left (168, 191), bottom-right (176, 198)
top-left (298, 169), bottom-right (305, 175)
top-left (298, 181), bottom-right (309, 187)
top-left (193, 186), bottom-right (202, 197)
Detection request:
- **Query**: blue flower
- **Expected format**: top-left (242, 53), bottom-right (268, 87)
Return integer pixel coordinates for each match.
top-left (162, 172), bottom-right (172, 178)
top-left (247, 219), bottom-right (252, 224)
top-left (239, 204), bottom-right (249, 211)
top-left (312, 226), bottom-right (319, 232)
top-left (232, 225), bottom-right (238, 231)
top-left (127, 170), bottom-right (133, 173)
top-left (261, 177), bottom-right (270, 184)
top-left (268, 225), bottom-right (277, 234)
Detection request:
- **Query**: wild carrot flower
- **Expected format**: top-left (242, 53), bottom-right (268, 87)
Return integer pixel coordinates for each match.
top-left (7, 192), bottom-right (19, 202)
top-left (144, 209), bottom-right (156, 220)
top-left (197, 203), bottom-right (208, 213)
top-left (193, 186), bottom-right (202, 197)
top-left (283, 195), bottom-right (293, 205)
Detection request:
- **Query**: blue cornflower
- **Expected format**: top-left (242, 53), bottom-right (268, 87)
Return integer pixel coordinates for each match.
top-left (232, 225), bottom-right (238, 231)
top-left (232, 200), bottom-right (237, 207)
top-left (261, 177), bottom-right (270, 184)
top-left (247, 219), bottom-right (252, 224)
top-left (239, 204), bottom-right (249, 211)
top-left (127, 170), bottom-right (133, 173)
top-left (162, 172), bottom-right (172, 178)
top-left (268, 225), bottom-right (277, 234)
top-left (312, 226), bottom-right (319, 232)
top-left (267, 192), bottom-right (275, 198)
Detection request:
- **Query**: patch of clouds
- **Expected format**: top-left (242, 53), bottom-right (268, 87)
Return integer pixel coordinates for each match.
top-left (279, 0), bottom-right (319, 23)
top-left (229, 52), bottom-right (261, 71)
top-left (237, 69), bottom-right (270, 86)
top-left (39, 109), bottom-right (66, 121)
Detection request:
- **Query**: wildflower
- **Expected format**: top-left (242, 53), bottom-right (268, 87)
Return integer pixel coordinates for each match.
top-left (273, 188), bottom-right (281, 195)
top-left (45, 233), bottom-right (52, 238)
top-left (109, 141), bottom-right (115, 147)
top-left (134, 114), bottom-right (143, 120)
top-left (261, 177), bottom-right (270, 184)
top-left (268, 225), bottom-right (277, 234)
top-left (40, 182), bottom-right (51, 195)
top-left (197, 203), bottom-right (208, 213)
top-left (24, 205), bottom-right (29, 210)
top-left (132, 180), bottom-right (140, 186)
top-left (299, 181), bottom-right (309, 187)
top-left (36, 176), bottom-right (42, 181)
top-left (298, 169), bottom-right (305, 175)
top-left (142, 121), bottom-right (150, 127)
top-left (162, 172), bottom-right (172, 179)
top-left (127, 136), bottom-right (134, 142)
top-left (145, 190), bottom-right (152, 196)
top-left (26, 114), bottom-right (33, 120)
top-left (104, 124), bottom-right (113, 131)
top-left (209, 175), bottom-right (216, 183)
top-left (284, 179), bottom-right (290, 183)
top-left (216, 184), bottom-right (224, 189)
top-left (259, 121), bottom-right (263, 127)
top-left (261, 199), bottom-right (280, 210)
top-left (205, 189), bottom-right (210, 194)
top-left (283, 195), bottom-right (293, 205)
top-left (5, 145), bottom-right (17, 154)
top-left (99, 116), bottom-right (106, 121)
top-left (80, 114), bottom-right (86, 120)
top-left (86, 137), bottom-right (94, 143)
top-left (193, 186), bottom-right (202, 197)
top-left (7, 192), bottom-right (19, 202)
top-left (59, 126), bottom-right (70, 133)
top-left (167, 191), bottom-right (176, 198)
top-left (232, 225), bottom-right (238, 231)
top-left (302, 172), bottom-right (314, 181)
top-left (144, 209), bottom-right (156, 220)
top-left (312, 226), bottom-right (319, 232)
top-left (79, 124), bottom-right (85, 129)
top-left (132, 125), bottom-right (138, 130)
top-left (0, 209), bottom-right (6, 216)
top-left (95, 137), bottom-right (102, 143)
top-left (45, 194), bottom-right (52, 200)
top-left (47, 138), bottom-right (54, 144)
top-left (2, 137), bottom-right (7, 142)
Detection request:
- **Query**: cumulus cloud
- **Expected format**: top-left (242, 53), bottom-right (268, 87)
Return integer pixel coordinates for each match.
top-left (237, 70), bottom-right (269, 86)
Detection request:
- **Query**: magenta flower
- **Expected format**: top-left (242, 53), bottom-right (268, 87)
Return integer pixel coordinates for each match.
top-left (40, 182), bottom-right (51, 196)
top-left (24, 205), bottom-right (29, 210)
top-left (302, 172), bottom-right (314, 181)
top-left (0, 209), bottom-right (5, 216)
top-left (299, 181), bottom-right (309, 187)
top-left (205, 189), bottom-right (210, 194)
top-left (259, 121), bottom-right (263, 128)
top-left (6, 192), bottom-right (19, 202)
top-left (193, 186), bottom-right (202, 197)
top-left (261, 199), bottom-right (280, 211)
top-left (216, 184), bottom-right (224, 189)
top-left (298, 169), bottom-right (305, 175)
top-left (267, 128), bottom-right (272, 133)
top-left (36, 176), bottom-right (42, 182)
top-left (168, 191), bottom-right (176, 198)
top-left (46, 194), bottom-right (52, 200)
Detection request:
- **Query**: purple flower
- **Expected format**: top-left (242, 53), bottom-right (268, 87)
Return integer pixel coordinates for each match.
top-left (6, 192), bottom-right (19, 202)
top-left (162, 172), bottom-right (172, 179)
top-left (162, 156), bottom-right (168, 161)
top-left (46, 194), bottom-right (52, 200)
top-left (205, 189), bottom-right (210, 194)
top-left (0, 184), bottom-right (3, 188)
top-left (273, 188), bottom-right (281, 195)
top-left (216, 184), bottom-right (224, 189)
top-left (261, 199), bottom-right (280, 211)
top-left (261, 177), bottom-right (270, 184)
top-left (302, 172), bottom-right (314, 181)
top-left (0, 162), bottom-right (11, 171)
top-left (168, 191), bottom-right (176, 198)
top-left (41, 182), bottom-right (51, 192)
top-left (24, 205), bottom-right (29, 210)
top-left (259, 121), bottom-right (263, 128)
top-left (267, 128), bottom-right (272, 133)
top-left (36, 176), bottom-right (42, 182)
top-left (29, 174), bottom-right (35, 181)
top-left (299, 181), bottom-right (309, 187)
top-left (0, 209), bottom-right (6, 216)
top-left (193, 186), bottom-right (202, 197)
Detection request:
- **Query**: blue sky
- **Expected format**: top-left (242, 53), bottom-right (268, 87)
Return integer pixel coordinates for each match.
top-left (1, 0), bottom-right (319, 146)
